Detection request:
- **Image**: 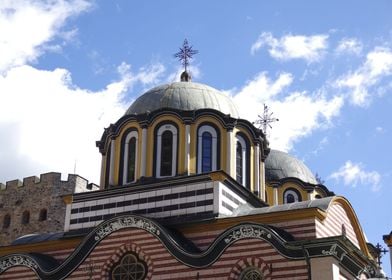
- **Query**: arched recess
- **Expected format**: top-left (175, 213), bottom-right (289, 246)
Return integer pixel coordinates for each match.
top-left (197, 123), bottom-right (220, 173)
top-left (235, 133), bottom-right (250, 189)
top-left (119, 129), bottom-right (139, 184)
top-left (154, 122), bottom-right (178, 178)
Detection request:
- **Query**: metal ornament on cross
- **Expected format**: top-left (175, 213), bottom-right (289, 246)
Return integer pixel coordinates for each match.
top-left (174, 39), bottom-right (198, 81)
top-left (254, 104), bottom-right (279, 137)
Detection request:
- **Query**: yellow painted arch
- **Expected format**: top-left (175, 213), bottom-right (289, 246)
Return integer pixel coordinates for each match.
top-left (326, 196), bottom-right (372, 259)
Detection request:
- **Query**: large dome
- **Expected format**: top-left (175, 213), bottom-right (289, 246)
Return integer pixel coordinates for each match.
top-left (265, 149), bottom-right (318, 184)
top-left (125, 82), bottom-right (239, 118)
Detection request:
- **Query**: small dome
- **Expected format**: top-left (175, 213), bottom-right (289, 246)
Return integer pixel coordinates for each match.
top-left (125, 82), bottom-right (239, 118)
top-left (265, 149), bottom-right (317, 184)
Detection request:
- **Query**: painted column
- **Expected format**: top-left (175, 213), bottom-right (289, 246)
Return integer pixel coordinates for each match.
top-left (260, 162), bottom-right (266, 201)
top-left (273, 187), bottom-right (279, 206)
top-left (140, 127), bottom-right (147, 177)
top-left (109, 139), bottom-right (115, 186)
top-left (254, 144), bottom-right (260, 196)
top-left (226, 130), bottom-right (234, 177)
top-left (185, 124), bottom-right (190, 175)
top-left (63, 195), bottom-right (72, 232)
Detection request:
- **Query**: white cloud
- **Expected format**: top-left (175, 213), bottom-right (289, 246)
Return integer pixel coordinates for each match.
top-left (232, 72), bottom-right (343, 151)
top-left (335, 47), bottom-right (392, 106)
top-left (0, 0), bottom-right (91, 74)
top-left (0, 61), bottom-right (165, 184)
top-left (329, 161), bottom-right (381, 191)
top-left (251, 32), bottom-right (329, 63)
top-left (0, 0), bottom-right (168, 184)
top-left (335, 38), bottom-right (363, 55)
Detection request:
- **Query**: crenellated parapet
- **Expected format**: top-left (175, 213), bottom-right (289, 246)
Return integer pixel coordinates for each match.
top-left (0, 172), bottom-right (99, 192)
top-left (0, 172), bottom-right (99, 246)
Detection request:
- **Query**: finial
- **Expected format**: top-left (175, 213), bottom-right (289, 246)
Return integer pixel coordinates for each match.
top-left (253, 104), bottom-right (279, 137)
top-left (174, 39), bottom-right (198, 82)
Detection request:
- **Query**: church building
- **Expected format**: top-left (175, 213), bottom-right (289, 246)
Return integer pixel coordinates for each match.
top-left (0, 44), bottom-right (382, 279)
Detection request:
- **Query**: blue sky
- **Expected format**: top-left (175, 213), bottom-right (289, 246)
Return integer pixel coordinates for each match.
top-left (1, 0), bottom-right (392, 274)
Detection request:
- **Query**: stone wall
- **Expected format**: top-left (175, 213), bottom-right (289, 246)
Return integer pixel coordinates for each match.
top-left (0, 172), bottom-right (98, 246)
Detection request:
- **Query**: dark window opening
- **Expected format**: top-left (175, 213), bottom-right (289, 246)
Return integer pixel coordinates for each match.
top-left (236, 141), bottom-right (243, 184)
top-left (160, 131), bottom-right (173, 176)
top-left (3, 214), bottom-right (10, 229)
top-left (201, 132), bottom-right (212, 172)
top-left (286, 193), bottom-right (295, 203)
top-left (22, 211), bottom-right (30, 224)
top-left (127, 137), bottom-right (136, 182)
top-left (39, 208), bottom-right (47, 221)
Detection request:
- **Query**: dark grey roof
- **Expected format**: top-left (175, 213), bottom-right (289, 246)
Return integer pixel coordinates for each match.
top-left (265, 149), bottom-right (318, 184)
top-left (125, 82), bottom-right (239, 118)
top-left (11, 232), bottom-right (64, 245)
top-left (229, 196), bottom-right (335, 217)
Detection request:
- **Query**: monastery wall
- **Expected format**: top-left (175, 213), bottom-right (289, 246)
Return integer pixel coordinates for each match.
top-left (0, 172), bottom-right (98, 246)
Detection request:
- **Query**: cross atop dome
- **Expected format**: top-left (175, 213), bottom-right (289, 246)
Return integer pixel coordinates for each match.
top-left (174, 39), bottom-right (198, 81)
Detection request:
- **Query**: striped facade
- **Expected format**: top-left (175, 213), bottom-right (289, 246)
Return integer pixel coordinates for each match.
top-left (0, 197), bottom-right (378, 279)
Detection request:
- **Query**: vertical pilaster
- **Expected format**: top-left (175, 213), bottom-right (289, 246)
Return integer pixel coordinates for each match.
top-left (260, 162), bottom-right (266, 201)
top-left (109, 139), bottom-right (115, 186)
top-left (273, 187), bottom-right (279, 206)
top-left (254, 143), bottom-right (260, 197)
top-left (185, 124), bottom-right (190, 175)
top-left (226, 130), bottom-right (234, 177)
top-left (63, 195), bottom-right (73, 232)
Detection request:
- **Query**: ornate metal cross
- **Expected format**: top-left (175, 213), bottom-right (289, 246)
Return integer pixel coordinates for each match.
top-left (254, 104), bottom-right (279, 136)
top-left (174, 39), bottom-right (198, 72)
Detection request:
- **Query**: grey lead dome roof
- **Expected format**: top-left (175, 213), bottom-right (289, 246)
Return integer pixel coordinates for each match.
top-left (125, 82), bottom-right (239, 118)
top-left (265, 149), bottom-right (318, 184)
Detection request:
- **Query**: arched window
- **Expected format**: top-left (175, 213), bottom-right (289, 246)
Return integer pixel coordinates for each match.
top-left (122, 130), bottom-right (138, 184)
top-left (283, 189), bottom-right (302, 204)
top-left (235, 134), bottom-right (249, 189)
top-left (156, 124), bottom-right (177, 178)
top-left (161, 131), bottom-right (173, 176)
top-left (3, 214), bottom-right (11, 229)
top-left (38, 208), bottom-right (47, 221)
top-left (21, 211), bottom-right (30, 224)
top-left (202, 132), bottom-right (212, 172)
top-left (197, 125), bottom-right (218, 173)
top-left (110, 253), bottom-right (147, 280)
top-left (240, 267), bottom-right (264, 280)
top-left (236, 141), bottom-right (243, 183)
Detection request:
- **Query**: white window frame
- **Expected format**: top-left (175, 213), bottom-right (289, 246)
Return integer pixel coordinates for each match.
top-left (283, 189), bottom-right (300, 203)
top-left (197, 125), bottom-right (218, 173)
top-left (156, 124), bottom-right (177, 178)
top-left (122, 131), bottom-right (138, 184)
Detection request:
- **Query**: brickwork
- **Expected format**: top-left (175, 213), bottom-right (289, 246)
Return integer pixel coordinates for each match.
top-left (0, 172), bottom-right (98, 246)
